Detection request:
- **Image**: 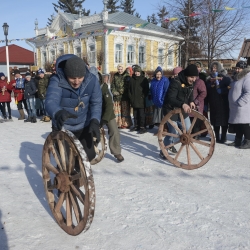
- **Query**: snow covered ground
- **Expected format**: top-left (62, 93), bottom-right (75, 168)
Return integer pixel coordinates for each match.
top-left (0, 102), bottom-right (250, 250)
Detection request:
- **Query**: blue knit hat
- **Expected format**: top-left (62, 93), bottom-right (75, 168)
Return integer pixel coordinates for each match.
top-left (0, 72), bottom-right (5, 78)
top-left (38, 68), bottom-right (45, 74)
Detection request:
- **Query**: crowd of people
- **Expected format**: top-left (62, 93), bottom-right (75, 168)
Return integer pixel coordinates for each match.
top-left (0, 54), bottom-right (249, 164)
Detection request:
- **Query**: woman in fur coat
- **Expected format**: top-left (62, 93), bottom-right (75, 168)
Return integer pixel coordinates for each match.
top-left (206, 61), bottom-right (232, 143)
top-left (228, 64), bottom-right (250, 149)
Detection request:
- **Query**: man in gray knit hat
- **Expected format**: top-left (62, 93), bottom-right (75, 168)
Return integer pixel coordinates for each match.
top-left (45, 54), bottom-right (102, 161)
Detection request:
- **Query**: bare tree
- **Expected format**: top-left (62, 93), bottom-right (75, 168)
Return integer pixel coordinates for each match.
top-left (162, 0), bottom-right (249, 67)
top-left (198, 0), bottom-right (248, 67)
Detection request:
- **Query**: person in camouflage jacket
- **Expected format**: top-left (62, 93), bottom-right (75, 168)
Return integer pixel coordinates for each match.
top-left (111, 64), bottom-right (132, 128)
top-left (35, 68), bottom-right (50, 121)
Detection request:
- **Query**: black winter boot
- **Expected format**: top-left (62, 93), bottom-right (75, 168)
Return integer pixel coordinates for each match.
top-left (227, 137), bottom-right (242, 147)
top-left (219, 134), bottom-right (227, 144)
top-left (239, 139), bottom-right (250, 149)
top-left (31, 116), bottom-right (37, 123)
top-left (24, 116), bottom-right (32, 123)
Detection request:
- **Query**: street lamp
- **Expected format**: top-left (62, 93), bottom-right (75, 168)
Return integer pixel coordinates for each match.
top-left (2, 23), bottom-right (10, 81)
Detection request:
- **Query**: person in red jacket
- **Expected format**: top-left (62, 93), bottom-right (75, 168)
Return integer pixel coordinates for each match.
top-left (0, 72), bottom-right (12, 120)
top-left (10, 69), bottom-right (28, 120)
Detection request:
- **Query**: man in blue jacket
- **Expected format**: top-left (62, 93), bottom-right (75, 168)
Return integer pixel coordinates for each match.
top-left (45, 54), bottom-right (102, 161)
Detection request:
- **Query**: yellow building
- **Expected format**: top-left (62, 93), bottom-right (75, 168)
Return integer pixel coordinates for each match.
top-left (29, 3), bottom-right (183, 73)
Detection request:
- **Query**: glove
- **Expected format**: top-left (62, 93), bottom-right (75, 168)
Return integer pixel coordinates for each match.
top-left (100, 119), bottom-right (107, 127)
top-left (55, 110), bottom-right (78, 130)
top-left (88, 119), bottom-right (100, 143)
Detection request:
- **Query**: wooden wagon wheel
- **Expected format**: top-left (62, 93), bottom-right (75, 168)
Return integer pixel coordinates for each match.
top-left (42, 130), bottom-right (95, 235)
top-left (90, 127), bottom-right (107, 165)
top-left (158, 108), bottom-right (215, 170)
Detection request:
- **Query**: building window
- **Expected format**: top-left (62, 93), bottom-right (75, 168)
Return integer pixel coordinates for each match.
top-left (58, 48), bottom-right (64, 56)
top-left (76, 47), bottom-right (81, 58)
top-left (89, 45), bottom-right (95, 63)
top-left (50, 50), bottom-right (56, 62)
top-left (63, 24), bottom-right (67, 34)
top-left (158, 49), bottom-right (164, 65)
top-left (127, 45), bottom-right (135, 64)
top-left (115, 44), bottom-right (122, 63)
top-left (42, 52), bottom-right (47, 64)
top-left (139, 46), bottom-right (145, 64)
top-left (168, 49), bottom-right (173, 66)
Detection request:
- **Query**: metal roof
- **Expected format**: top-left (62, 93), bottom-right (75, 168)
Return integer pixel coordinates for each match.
top-left (239, 39), bottom-right (250, 58)
top-left (108, 12), bottom-right (176, 35)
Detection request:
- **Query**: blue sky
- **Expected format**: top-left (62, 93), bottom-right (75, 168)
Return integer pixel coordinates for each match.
top-left (0, 0), bottom-right (159, 51)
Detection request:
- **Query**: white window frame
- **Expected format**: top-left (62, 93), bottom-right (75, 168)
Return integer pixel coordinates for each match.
top-left (75, 47), bottom-right (81, 58)
top-left (168, 49), bottom-right (173, 66)
top-left (115, 44), bottom-right (123, 64)
top-left (88, 44), bottom-right (96, 64)
top-left (158, 48), bottom-right (164, 66)
top-left (127, 45), bottom-right (135, 64)
top-left (50, 50), bottom-right (56, 62)
top-left (139, 46), bottom-right (145, 64)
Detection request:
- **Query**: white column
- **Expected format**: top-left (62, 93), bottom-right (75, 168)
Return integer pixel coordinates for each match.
top-left (103, 32), bottom-right (109, 74)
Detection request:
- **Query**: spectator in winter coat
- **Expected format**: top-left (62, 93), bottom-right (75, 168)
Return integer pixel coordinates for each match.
top-left (111, 64), bottom-right (132, 128)
top-left (128, 65), bottom-right (149, 134)
top-left (206, 61), bottom-right (232, 143)
top-left (100, 74), bottom-right (124, 162)
top-left (35, 68), bottom-right (50, 121)
top-left (45, 54), bottom-right (102, 161)
top-left (24, 72), bottom-right (37, 123)
top-left (160, 64), bottom-right (198, 158)
top-left (228, 61), bottom-right (250, 149)
top-left (189, 65), bottom-right (207, 139)
top-left (10, 69), bottom-right (28, 120)
top-left (150, 66), bottom-right (170, 125)
top-left (0, 72), bottom-right (12, 120)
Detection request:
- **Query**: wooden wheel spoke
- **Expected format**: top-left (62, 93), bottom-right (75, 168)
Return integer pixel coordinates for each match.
top-left (70, 172), bottom-right (82, 181)
top-left (164, 140), bottom-right (181, 149)
top-left (45, 162), bottom-right (59, 175)
top-left (179, 112), bottom-right (186, 133)
top-left (54, 192), bottom-right (65, 212)
top-left (49, 144), bottom-right (63, 172)
top-left (69, 191), bottom-right (82, 224)
top-left (57, 140), bottom-right (67, 171)
top-left (70, 184), bottom-right (85, 205)
top-left (191, 129), bottom-right (208, 138)
top-left (191, 138), bottom-right (210, 147)
top-left (190, 142), bottom-right (204, 160)
top-left (174, 144), bottom-right (184, 161)
top-left (161, 132), bottom-right (179, 138)
top-left (66, 193), bottom-right (72, 227)
top-left (68, 148), bottom-right (75, 174)
top-left (168, 119), bottom-right (183, 135)
top-left (186, 145), bottom-right (191, 165)
top-left (188, 117), bottom-right (197, 134)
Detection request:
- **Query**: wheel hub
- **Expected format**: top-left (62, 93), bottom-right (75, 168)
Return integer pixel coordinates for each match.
top-left (54, 172), bottom-right (71, 193)
top-left (180, 133), bottom-right (190, 145)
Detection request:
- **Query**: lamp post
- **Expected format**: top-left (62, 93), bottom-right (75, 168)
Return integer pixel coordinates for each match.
top-left (2, 23), bottom-right (10, 81)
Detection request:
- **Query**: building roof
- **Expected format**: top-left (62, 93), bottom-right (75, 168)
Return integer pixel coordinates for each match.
top-left (107, 12), bottom-right (175, 35)
top-left (238, 39), bottom-right (250, 59)
top-left (0, 44), bottom-right (34, 64)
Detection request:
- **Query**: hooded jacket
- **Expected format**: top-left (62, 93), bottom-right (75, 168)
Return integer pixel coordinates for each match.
top-left (45, 54), bottom-right (102, 131)
top-left (150, 66), bottom-right (170, 108)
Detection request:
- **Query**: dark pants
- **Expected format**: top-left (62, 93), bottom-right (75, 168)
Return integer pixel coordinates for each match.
top-left (17, 99), bottom-right (28, 110)
top-left (72, 126), bottom-right (96, 161)
top-left (52, 125), bottom-right (96, 162)
top-left (235, 124), bottom-right (250, 140)
top-left (214, 125), bottom-right (228, 140)
top-left (190, 117), bottom-right (203, 134)
top-left (133, 108), bottom-right (145, 128)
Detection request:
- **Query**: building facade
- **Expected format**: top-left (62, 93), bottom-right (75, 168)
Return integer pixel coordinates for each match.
top-left (29, 3), bottom-right (183, 73)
